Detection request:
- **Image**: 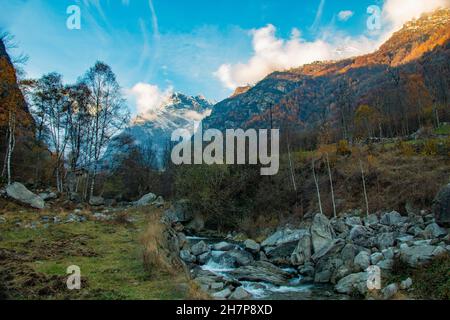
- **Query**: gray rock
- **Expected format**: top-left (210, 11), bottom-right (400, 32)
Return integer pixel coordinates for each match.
top-left (380, 211), bottom-right (404, 226)
top-left (290, 231), bottom-right (312, 265)
top-left (341, 244), bottom-right (358, 265)
top-left (433, 183), bottom-right (450, 227)
top-left (400, 278), bottom-right (413, 290)
top-left (153, 196), bottom-right (165, 207)
top-left (400, 245), bottom-right (437, 267)
top-left (298, 263), bottom-right (315, 278)
top-left (230, 261), bottom-right (291, 285)
top-left (432, 246), bottom-right (447, 257)
top-left (163, 199), bottom-right (192, 223)
top-left (314, 270), bottom-right (332, 283)
top-left (212, 288), bottom-right (232, 299)
top-left (210, 282), bottom-right (225, 291)
top-left (180, 250), bottom-right (196, 263)
top-left (191, 241), bottom-right (210, 256)
top-left (311, 239), bottom-right (345, 262)
top-left (364, 214), bottom-right (379, 227)
top-left (213, 242), bottom-right (236, 251)
top-left (243, 239), bottom-right (261, 253)
top-left (354, 251), bottom-right (371, 271)
top-left (311, 214), bottom-right (335, 253)
top-left (423, 223), bottom-right (447, 239)
top-left (38, 192), bottom-right (57, 201)
top-left (223, 249), bottom-right (254, 266)
top-left (134, 193), bottom-right (157, 206)
top-left (229, 287), bottom-right (252, 300)
top-left (332, 266), bottom-right (352, 283)
top-left (261, 228), bottom-right (308, 247)
top-left (345, 216), bottom-right (362, 227)
top-left (198, 252), bottom-right (212, 265)
top-left (382, 283), bottom-right (399, 299)
top-left (6, 182), bottom-right (45, 209)
top-left (89, 196), bottom-right (105, 206)
top-left (370, 252), bottom-right (384, 265)
top-left (382, 247), bottom-right (395, 260)
top-left (186, 214), bottom-right (205, 233)
top-left (335, 272), bottom-right (369, 295)
top-left (331, 218), bottom-right (349, 234)
top-left (377, 259), bottom-right (394, 271)
top-left (349, 225), bottom-right (373, 247)
top-left (376, 232), bottom-right (396, 250)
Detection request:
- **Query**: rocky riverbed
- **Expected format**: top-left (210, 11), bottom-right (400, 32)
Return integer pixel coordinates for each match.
top-left (167, 205), bottom-right (450, 300)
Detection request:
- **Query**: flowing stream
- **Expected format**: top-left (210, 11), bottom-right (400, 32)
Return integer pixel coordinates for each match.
top-left (188, 236), bottom-right (348, 300)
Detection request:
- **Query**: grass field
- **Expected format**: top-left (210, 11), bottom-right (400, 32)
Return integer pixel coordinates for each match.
top-left (0, 204), bottom-right (192, 300)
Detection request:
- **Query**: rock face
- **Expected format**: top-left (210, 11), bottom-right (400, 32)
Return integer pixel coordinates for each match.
top-left (290, 231), bottom-right (312, 265)
top-left (311, 214), bottom-right (335, 253)
top-left (432, 184), bottom-right (450, 227)
top-left (6, 183), bottom-right (45, 209)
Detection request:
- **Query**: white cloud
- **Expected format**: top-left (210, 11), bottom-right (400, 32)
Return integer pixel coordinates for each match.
top-left (183, 109), bottom-right (212, 121)
top-left (338, 10), bottom-right (354, 21)
top-left (215, 0), bottom-right (450, 90)
top-left (127, 83), bottom-right (174, 119)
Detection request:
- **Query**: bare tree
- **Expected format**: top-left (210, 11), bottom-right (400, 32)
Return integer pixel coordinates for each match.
top-left (82, 61), bottom-right (130, 198)
top-left (325, 153), bottom-right (336, 218)
top-left (359, 159), bottom-right (370, 217)
top-left (312, 158), bottom-right (323, 215)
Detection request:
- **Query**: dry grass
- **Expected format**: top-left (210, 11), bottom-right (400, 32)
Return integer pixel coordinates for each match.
top-left (187, 281), bottom-right (211, 300)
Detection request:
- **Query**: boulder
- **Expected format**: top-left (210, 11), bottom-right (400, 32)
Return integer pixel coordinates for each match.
top-left (226, 249), bottom-right (254, 266)
top-left (340, 243), bottom-right (358, 265)
top-left (89, 196), bottom-right (105, 206)
top-left (230, 261), bottom-right (291, 286)
top-left (298, 263), bottom-right (315, 278)
top-left (354, 251), bottom-right (371, 271)
top-left (377, 259), bottom-right (394, 271)
top-left (433, 183), bottom-right (450, 227)
top-left (314, 270), bottom-right (332, 283)
top-left (370, 252), bottom-right (384, 265)
top-left (198, 252), bottom-right (212, 265)
top-left (349, 225), bottom-right (373, 247)
top-left (423, 223), bottom-right (447, 239)
top-left (38, 192), bottom-right (57, 201)
top-left (380, 211), bottom-right (404, 226)
top-left (312, 239), bottom-right (345, 262)
top-left (134, 193), bottom-right (157, 206)
top-left (212, 288), bottom-right (232, 299)
top-left (229, 287), bottom-right (252, 300)
top-left (261, 228), bottom-right (308, 247)
top-left (400, 278), bottom-right (413, 290)
top-left (186, 214), bottom-right (205, 233)
top-left (6, 182), bottom-right (45, 209)
top-left (345, 216), bottom-right (362, 227)
top-left (382, 283), bottom-right (399, 300)
top-left (244, 239), bottom-right (260, 253)
top-left (311, 214), bottom-right (335, 253)
top-left (180, 250), bottom-right (196, 263)
top-left (399, 244), bottom-right (437, 267)
top-left (213, 242), bottom-right (236, 251)
top-left (163, 199), bottom-right (192, 223)
top-left (153, 196), bottom-right (165, 207)
top-left (335, 272), bottom-right (369, 295)
top-left (191, 241), bottom-right (209, 256)
top-left (375, 232), bottom-right (396, 250)
top-left (330, 218), bottom-right (349, 234)
top-left (290, 231), bottom-right (312, 265)
top-left (364, 214), bottom-right (379, 227)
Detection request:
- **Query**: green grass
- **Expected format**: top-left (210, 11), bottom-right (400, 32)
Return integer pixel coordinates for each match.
top-left (435, 123), bottom-right (450, 135)
top-left (0, 208), bottom-right (190, 300)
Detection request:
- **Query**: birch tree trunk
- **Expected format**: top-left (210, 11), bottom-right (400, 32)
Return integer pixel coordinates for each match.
top-left (312, 159), bottom-right (323, 215)
top-left (326, 153), bottom-right (337, 218)
top-left (360, 159), bottom-right (370, 217)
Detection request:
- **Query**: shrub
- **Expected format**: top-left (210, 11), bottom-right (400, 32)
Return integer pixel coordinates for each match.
top-left (397, 141), bottom-right (415, 156)
top-left (421, 139), bottom-right (438, 156)
top-left (337, 140), bottom-right (351, 156)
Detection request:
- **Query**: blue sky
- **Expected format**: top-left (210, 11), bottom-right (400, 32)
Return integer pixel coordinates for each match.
top-left (0, 0), bottom-right (447, 116)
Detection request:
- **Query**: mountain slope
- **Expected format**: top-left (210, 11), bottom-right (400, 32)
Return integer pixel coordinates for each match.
top-left (204, 9), bottom-right (450, 135)
top-left (103, 93), bottom-right (213, 169)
